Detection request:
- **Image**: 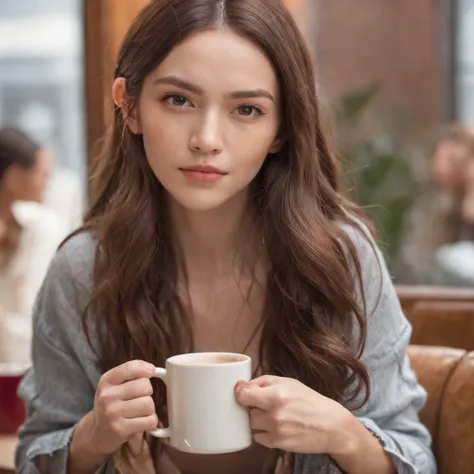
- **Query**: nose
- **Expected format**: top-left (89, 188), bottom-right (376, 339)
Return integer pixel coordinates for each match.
top-left (188, 111), bottom-right (223, 155)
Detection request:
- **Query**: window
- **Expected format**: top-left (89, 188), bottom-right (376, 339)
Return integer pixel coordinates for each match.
top-left (456, 0), bottom-right (474, 123)
top-left (0, 0), bottom-right (86, 189)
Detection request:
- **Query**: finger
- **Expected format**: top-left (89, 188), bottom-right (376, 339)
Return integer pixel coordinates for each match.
top-left (247, 375), bottom-right (280, 388)
top-left (119, 378), bottom-right (154, 401)
top-left (124, 414), bottom-right (159, 436)
top-left (103, 360), bottom-right (155, 385)
top-left (121, 396), bottom-right (156, 419)
top-left (249, 408), bottom-right (270, 432)
top-left (235, 386), bottom-right (273, 411)
top-left (253, 431), bottom-right (277, 449)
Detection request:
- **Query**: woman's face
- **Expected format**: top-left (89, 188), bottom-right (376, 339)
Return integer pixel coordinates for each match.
top-left (432, 139), bottom-right (470, 190)
top-left (6, 148), bottom-right (53, 203)
top-left (462, 158), bottom-right (474, 223)
top-left (122, 29), bottom-right (282, 212)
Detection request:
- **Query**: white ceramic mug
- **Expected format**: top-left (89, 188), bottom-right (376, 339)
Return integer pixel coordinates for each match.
top-left (149, 352), bottom-right (252, 454)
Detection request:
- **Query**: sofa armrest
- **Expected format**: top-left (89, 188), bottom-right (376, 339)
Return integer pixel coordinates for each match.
top-left (437, 351), bottom-right (474, 474)
top-left (408, 345), bottom-right (474, 474)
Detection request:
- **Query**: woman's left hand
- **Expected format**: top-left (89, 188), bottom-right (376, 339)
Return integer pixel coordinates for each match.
top-left (235, 375), bottom-right (353, 454)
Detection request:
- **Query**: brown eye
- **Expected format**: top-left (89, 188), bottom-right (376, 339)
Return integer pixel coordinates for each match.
top-left (239, 105), bottom-right (253, 116)
top-left (163, 94), bottom-right (191, 107)
top-left (171, 95), bottom-right (187, 106)
top-left (236, 105), bottom-right (263, 117)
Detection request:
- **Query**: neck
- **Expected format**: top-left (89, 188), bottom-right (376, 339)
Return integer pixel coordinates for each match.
top-left (167, 189), bottom-right (260, 279)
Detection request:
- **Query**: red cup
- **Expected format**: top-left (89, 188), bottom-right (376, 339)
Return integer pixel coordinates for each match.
top-left (0, 363), bottom-right (27, 434)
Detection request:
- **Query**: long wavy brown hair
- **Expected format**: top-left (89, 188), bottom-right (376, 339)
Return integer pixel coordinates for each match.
top-left (73, 0), bottom-right (377, 467)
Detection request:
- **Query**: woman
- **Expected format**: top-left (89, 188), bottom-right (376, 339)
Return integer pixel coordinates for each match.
top-left (401, 124), bottom-right (474, 284)
top-left (461, 147), bottom-right (474, 225)
top-left (15, 1), bottom-right (436, 473)
top-left (435, 152), bottom-right (474, 285)
top-left (0, 127), bottom-right (65, 365)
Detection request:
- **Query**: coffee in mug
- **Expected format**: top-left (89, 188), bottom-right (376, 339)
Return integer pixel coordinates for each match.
top-left (148, 352), bottom-right (252, 454)
top-left (180, 355), bottom-right (243, 365)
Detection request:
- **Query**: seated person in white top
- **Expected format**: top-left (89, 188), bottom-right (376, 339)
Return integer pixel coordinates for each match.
top-left (0, 127), bottom-right (66, 366)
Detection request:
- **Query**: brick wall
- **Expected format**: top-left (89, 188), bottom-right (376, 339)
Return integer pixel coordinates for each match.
top-left (311, 0), bottom-right (441, 129)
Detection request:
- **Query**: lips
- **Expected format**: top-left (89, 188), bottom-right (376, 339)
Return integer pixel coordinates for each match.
top-left (179, 165), bottom-right (227, 183)
top-left (179, 165), bottom-right (227, 175)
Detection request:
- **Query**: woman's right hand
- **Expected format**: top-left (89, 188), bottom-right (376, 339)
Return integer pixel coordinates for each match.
top-left (68, 360), bottom-right (159, 473)
top-left (90, 360), bottom-right (159, 456)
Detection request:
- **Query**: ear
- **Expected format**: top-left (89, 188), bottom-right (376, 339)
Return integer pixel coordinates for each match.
top-left (268, 134), bottom-right (286, 154)
top-left (112, 77), bottom-right (141, 134)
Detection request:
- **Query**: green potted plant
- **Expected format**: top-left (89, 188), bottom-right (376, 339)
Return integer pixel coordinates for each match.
top-left (333, 84), bottom-right (418, 269)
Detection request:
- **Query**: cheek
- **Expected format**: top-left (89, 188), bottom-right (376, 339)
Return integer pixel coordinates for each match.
top-left (234, 145), bottom-right (267, 178)
top-left (230, 127), bottom-right (277, 175)
top-left (140, 102), bottom-right (182, 153)
top-left (141, 123), bottom-right (182, 180)
top-left (30, 171), bottom-right (46, 191)
top-left (26, 176), bottom-right (43, 200)
top-left (433, 154), bottom-right (452, 181)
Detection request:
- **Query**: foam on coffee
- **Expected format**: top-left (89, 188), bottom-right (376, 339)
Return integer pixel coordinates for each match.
top-left (180, 355), bottom-right (245, 365)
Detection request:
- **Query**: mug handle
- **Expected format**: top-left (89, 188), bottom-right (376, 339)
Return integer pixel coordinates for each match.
top-left (148, 367), bottom-right (170, 438)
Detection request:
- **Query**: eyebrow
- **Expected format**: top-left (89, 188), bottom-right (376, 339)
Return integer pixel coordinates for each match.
top-left (153, 75), bottom-right (275, 102)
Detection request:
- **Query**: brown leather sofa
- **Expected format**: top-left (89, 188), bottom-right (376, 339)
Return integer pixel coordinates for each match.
top-left (399, 286), bottom-right (474, 472)
top-left (408, 345), bottom-right (474, 474)
top-left (397, 285), bottom-right (474, 351)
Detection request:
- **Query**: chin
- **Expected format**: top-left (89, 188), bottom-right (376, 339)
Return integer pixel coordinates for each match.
top-left (176, 200), bottom-right (228, 212)
top-left (169, 192), bottom-right (230, 213)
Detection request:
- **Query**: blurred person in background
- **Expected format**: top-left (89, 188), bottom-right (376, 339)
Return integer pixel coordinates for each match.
top-left (435, 152), bottom-right (474, 285)
top-left (16, 102), bottom-right (85, 233)
top-left (431, 125), bottom-right (473, 191)
top-left (461, 155), bottom-right (474, 224)
top-left (0, 127), bottom-right (66, 366)
top-left (429, 124), bottom-right (474, 244)
top-left (401, 124), bottom-right (474, 284)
